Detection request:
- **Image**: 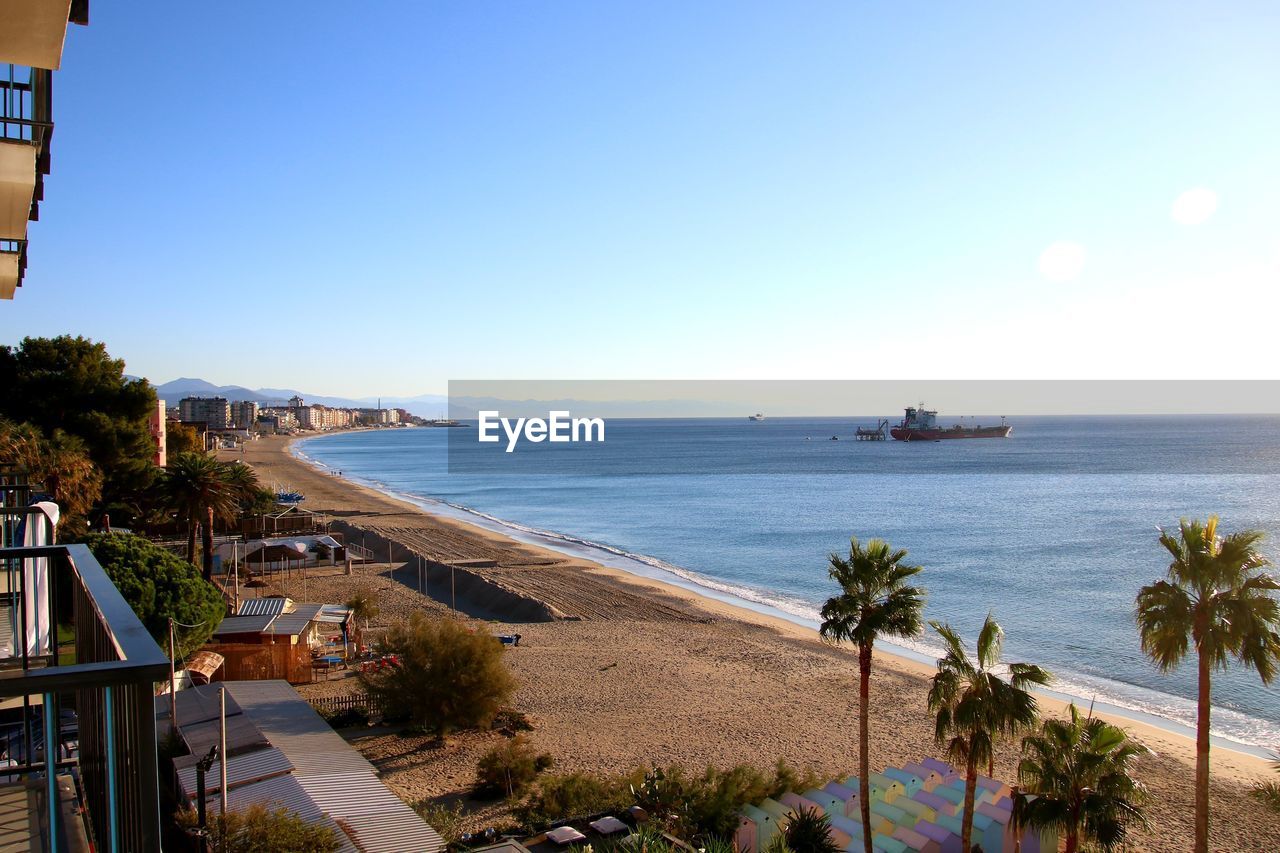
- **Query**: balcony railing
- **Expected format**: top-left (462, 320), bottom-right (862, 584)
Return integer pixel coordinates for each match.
top-left (1, 63), bottom-right (53, 228)
top-left (0, 530), bottom-right (169, 852)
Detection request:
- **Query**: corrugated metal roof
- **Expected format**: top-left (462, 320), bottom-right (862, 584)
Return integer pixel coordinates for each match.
top-left (218, 681), bottom-right (444, 852)
top-left (342, 811), bottom-right (448, 853)
top-left (219, 681), bottom-right (378, 776)
top-left (176, 746), bottom-right (294, 800)
top-left (267, 603), bottom-right (323, 637)
top-left (204, 774), bottom-right (358, 853)
top-left (237, 597), bottom-right (291, 616)
top-left (213, 614), bottom-right (276, 636)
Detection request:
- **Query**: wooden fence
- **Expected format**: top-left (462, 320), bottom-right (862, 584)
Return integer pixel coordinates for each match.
top-left (209, 642), bottom-right (315, 684)
top-left (307, 693), bottom-right (385, 716)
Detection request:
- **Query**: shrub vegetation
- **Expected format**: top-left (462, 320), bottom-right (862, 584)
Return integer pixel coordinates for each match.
top-left (83, 533), bottom-right (225, 658)
top-left (359, 614), bottom-right (516, 737)
top-left (475, 734), bottom-right (553, 798)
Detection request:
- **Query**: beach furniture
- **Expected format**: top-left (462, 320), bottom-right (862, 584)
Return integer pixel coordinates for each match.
top-left (868, 772), bottom-right (905, 804)
top-left (891, 796), bottom-right (935, 825)
top-left (902, 763), bottom-right (944, 792)
top-left (913, 820), bottom-right (961, 853)
top-left (740, 804), bottom-right (777, 853)
top-left (911, 790), bottom-right (955, 817)
top-left (589, 816), bottom-right (628, 835)
top-left (891, 824), bottom-right (939, 853)
top-left (883, 768), bottom-right (924, 798)
top-left (546, 826), bottom-right (586, 845)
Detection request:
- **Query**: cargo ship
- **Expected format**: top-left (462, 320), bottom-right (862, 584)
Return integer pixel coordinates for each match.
top-left (890, 405), bottom-right (1011, 441)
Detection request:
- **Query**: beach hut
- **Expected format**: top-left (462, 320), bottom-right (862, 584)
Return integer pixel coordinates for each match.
top-left (740, 804), bottom-right (777, 853)
top-left (919, 757), bottom-right (954, 777)
top-left (891, 824), bottom-right (939, 853)
top-left (822, 781), bottom-right (858, 816)
top-left (912, 790), bottom-right (955, 817)
top-left (803, 789), bottom-right (847, 818)
top-left (884, 767), bottom-right (925, 798)
top-left (869, 800), bottom-right (909, 830)
top-left (902, 763), bottom-right (944, 792)
top-left (758, 798), bottom-right (791, 825)
top-left (892, 796), bottom-right (935, 826)
top-left (872, 834), bottom-right (909, 853)
top-left (913, 820), bottom-right (962, 853)
top-left (930, 784), bottom-right (965, 812)
top-left (735, 813), bottom-right (757, 853)
top-left (976, 775), bottom-right (1012, 802)
top-left (824, 812), bottom-right (864, 847)
top-left (933, 811), bottom-right (1000, 853)
top-left (944, 777), bottom-right (992, 807)
top-left (868, 773), bottom-right (905, 804)
top-left (779, 793), bottom-right (851, 847)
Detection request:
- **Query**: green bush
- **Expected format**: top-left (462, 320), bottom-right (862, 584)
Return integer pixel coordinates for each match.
top-left (475, 734), bottom-right (553, 798)
top-left (415, 801), bottom-right (468, 845)
top-left (83, 533), bottom-right (225, 658)
top-left (177, 804), bottom-right (339, 852)
top-left (359, 614), bottom-right (516, 737)
top-left (514, 771), bottom-right (632, 831)
top-left (782, 807), bottom-right (841, 853)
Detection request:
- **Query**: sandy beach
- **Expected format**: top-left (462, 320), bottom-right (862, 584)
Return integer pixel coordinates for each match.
top-left (226, 432), bottom-right (1280, 852)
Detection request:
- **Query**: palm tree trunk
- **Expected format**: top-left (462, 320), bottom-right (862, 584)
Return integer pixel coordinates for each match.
top-left (1065, 830), bottom-right (1079, 853)
top-left (1194, 648), bottom-right (1211, 853)
top-left (858, 642), bottom-right (873, 853)
top-left (962, 754), bottom-right (977, 853)
top-left (187, 514), bottom-right (199, 568)
top-left (202, 505), bottom-right (215, 582)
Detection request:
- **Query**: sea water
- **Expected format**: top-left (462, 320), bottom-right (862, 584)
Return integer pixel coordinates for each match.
top-left (296, 416), bottom-right (1280, 751)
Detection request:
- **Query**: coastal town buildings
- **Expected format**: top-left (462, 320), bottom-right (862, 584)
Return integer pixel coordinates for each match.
top-left (231, 399), bottom-right (259, 429)
top-left (179, 395), bottom-right (232, 429)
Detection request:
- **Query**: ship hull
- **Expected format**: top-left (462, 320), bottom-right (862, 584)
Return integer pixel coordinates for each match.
top-left (891, 425), bottom-right (1012, 441)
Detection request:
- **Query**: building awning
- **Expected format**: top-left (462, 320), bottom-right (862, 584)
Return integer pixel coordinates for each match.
top-left (0, 141), bottom-right (38, 241)
top-left (0, 0), bottom-right (74, 70)
top-left (184, 651), bottom-right (224, 685)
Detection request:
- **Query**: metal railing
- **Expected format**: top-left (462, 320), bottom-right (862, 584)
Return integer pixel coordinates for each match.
top-left (2, 63), bottom-right (54, 225)
top-left (0, 537), bottom-right (169, 852)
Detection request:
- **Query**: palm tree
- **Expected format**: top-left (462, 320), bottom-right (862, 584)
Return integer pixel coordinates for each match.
top-left (346, 590), bottom-right (379, 651)
top-left (1017, 703), bottom-right (1149, 852)
top-left (164, 452), bottom-right (237, 580)
top-left (819, 537), bottom-right (926, 853)
top-left (928, 614), bottom-right (1051, 853)
top-left (1135, 516), bottom-right (1280, 853)
top-left (220, 461), bottom-right (261, 512)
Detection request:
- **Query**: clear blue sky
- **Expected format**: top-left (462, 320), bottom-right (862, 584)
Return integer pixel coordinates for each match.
top-left (3, 2), bottom-right (1278, 396)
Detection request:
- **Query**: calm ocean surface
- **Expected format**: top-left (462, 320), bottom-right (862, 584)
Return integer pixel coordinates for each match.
top-left (296, 416), bottom-right (1280, 750)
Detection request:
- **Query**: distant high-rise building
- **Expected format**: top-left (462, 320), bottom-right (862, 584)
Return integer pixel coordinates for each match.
top-left (179, 396), bottom-right (231, 429)
top-left (232, 400), bottom-right (260, 429)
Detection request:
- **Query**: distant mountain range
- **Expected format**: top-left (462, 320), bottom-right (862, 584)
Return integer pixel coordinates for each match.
top-left (143, 377), bottom-right (449, 418)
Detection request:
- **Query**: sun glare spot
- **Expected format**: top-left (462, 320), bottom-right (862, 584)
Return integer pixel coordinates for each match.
top-left (1038, 241), bottom-right (1087, 282)
top-left (1171, 187), bottom-right (1218, 225)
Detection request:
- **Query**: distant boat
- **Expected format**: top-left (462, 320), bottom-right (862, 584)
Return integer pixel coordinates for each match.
top-left (748, 413), bottom-right (765, 421)
top-left (890, 404), bottom-right (1012, 441)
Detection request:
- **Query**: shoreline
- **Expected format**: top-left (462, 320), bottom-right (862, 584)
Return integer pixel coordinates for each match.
top-left (289, 430), bottom-right (1276, 766)
top-left (227, 432), bottom-right (1279, 851)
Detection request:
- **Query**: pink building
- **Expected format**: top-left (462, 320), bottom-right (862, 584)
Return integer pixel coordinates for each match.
top-left (150, 400), bottom-right (167, 467)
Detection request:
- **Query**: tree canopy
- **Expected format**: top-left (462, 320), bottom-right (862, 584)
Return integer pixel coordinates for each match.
top-left (0, 336), bottom-right (159, 523)
top-left (0, 417), bottom-right (102, 535)
top-left (83, 533), bottom-right (225, 658)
